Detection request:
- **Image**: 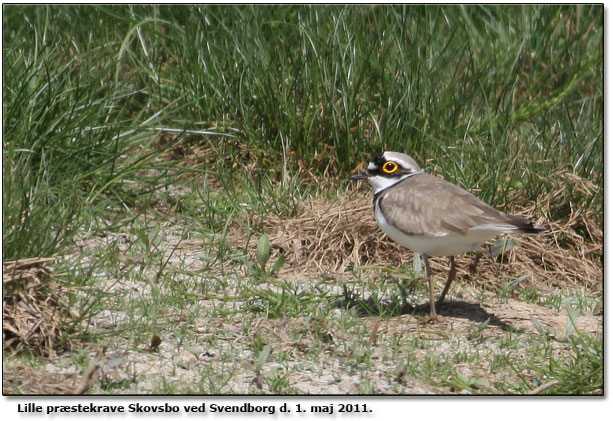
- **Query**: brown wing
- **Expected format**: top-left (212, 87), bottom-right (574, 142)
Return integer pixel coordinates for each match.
top-left (378, 173), bottom-right (525, 236)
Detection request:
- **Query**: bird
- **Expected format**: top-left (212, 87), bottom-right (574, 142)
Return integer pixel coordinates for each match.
top-left (349, 151), bottom-right (545, 321)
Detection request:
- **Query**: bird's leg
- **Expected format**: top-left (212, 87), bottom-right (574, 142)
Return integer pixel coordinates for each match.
top-left (421, 253), bottom-right (440, 322)
top-left (436, 256), bottom-right (457, 309)
top-left (469, 251), bottom-right (482, 274)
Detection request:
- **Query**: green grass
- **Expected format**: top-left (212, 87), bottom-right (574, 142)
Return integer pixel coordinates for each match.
top-left (2, 4), bottom-right (603, 395)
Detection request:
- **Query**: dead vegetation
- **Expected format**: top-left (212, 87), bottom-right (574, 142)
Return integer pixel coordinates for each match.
top-left (2, 360), bottom-right (81, 394)
top-left (238, 171), bottom-right (602, 294)
top-left (2, 258), bottom-right (76, 357)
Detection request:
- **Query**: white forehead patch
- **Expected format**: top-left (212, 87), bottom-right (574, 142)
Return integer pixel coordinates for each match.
top-left (368, 162), bottom-right (377, 170)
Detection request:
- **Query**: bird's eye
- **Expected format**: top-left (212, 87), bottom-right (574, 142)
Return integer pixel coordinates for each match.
top-left (382, 161), bottom-right (399, 174)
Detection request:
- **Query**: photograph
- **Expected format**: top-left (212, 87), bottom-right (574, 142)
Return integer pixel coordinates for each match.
top-left (2, 3), bottom-right (603, 403)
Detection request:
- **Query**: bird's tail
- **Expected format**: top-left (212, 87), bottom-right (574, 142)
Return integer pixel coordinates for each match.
top-left (508, 214), bottom-right (546, 234)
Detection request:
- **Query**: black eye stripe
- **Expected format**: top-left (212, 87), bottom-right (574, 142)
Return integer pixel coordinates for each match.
top-left (370, 153), bottom-right (419, 176)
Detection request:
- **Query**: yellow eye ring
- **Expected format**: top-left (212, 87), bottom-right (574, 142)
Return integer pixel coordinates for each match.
top-left (382, 161), bottom-right (399, 174)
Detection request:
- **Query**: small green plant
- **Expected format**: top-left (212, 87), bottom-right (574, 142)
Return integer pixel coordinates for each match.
top-left (450, 373), bottom-right (490, 392)
top-left (265, 366), bottom-right (293, 393)
top-left (498, 274), bottom-right (531, 299)
top-left (244, 234), bottom-right (286, 280)
top-left (255, 343), bottom-right (272, 373)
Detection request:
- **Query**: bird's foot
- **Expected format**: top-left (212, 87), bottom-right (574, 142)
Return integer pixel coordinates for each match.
top-left (423, 312), bottom-right (443, 324)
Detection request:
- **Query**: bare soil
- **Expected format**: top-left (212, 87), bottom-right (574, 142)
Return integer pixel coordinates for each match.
top-left (3, 187), bottom-right (603, 394)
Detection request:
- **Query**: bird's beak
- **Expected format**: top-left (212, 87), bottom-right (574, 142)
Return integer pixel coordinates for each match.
top-left (349, 172), bottom-right (368, 181)
top-left (349, 161), bottom-right (368, 181)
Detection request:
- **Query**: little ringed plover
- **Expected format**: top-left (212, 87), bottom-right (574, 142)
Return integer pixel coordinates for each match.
top-left (349, 151), bottom-right (545, 321)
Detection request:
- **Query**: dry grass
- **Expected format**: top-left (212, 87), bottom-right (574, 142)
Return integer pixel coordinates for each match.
top-left (2, 258), bottom-right (74, 356)
top-left (2, 361), bottom-right (81, 394)
top-left (237, 170), bottom-right (602, 293)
